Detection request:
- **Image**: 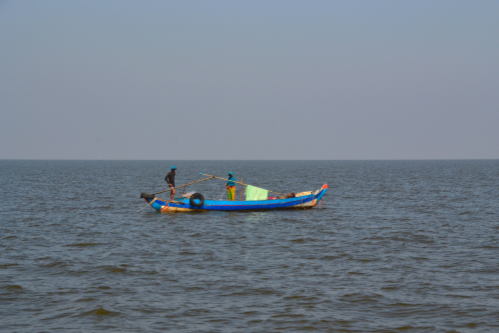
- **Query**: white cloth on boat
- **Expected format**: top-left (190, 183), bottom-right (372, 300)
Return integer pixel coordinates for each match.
top-left (245, 185), bottom-right (269, 201)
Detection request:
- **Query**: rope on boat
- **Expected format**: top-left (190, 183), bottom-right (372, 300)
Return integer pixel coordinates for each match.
top-left (136, 198), bottom-right (157, 213)
top-left (152, 176), bottom-right (214, 195)
top-left (200, 173), bottom-right (286, 196)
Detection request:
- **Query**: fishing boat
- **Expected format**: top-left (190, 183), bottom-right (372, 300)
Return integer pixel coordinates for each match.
top-left (139, 173), bottom-right (327, 213)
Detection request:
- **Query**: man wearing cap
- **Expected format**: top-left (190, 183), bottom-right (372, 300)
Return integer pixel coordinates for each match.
top-left (226, 172), bottom-right (236, 201)
top-left (165, 166), bottom-right (177, 202)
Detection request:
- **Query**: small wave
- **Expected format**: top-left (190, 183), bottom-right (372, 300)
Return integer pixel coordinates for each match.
top-left (340, 293), bottom-right (381, 304)
top-left (134, 308), bottom-right (157, 314)
top-left (179, 251), bottom-right (197, 255)
top-left (357, 258), bottom-right (379, 262)
top-left (76, 298), bottom-right (96, 302)
top-left (105, 267), bottom-right (127, 274)
top-left (447, 294), bottom-right (472, 298)
top-left (479, 245), bottom-right (499, 249)
top-left (0, 263), bottom-right (18, 268)
top-left (250, 288), bottom-right (277, 295)
top-left (320, 256), bottom-right (338, 261)
top-left (271, 313), bottom-right (305, 318)
top-left (140, 270), bottom-right (159, 275)
top-left (182, 309), bottom-right (212, 316)
top-left (81, 307), bottom-right (120, 317)
top-left (225, 287), bottom-right (278, 297)
top-left (283, 295), bottom-right (320, 301)
top-left (41, 261), bottom-right (69, 268)
top-left (65, 242), bottom-right (101, 247)
top-left (242, 310), bottom-right (260, 315)
top-left (389, 302), bottom-right (418, 307)
top-left (382, 286), bottom-right (399, 290)
top-left (362, 236), bottom-right (386, 241)
top-left (291, 238), bottom-right (316, 243)
top-left (1, 285), bottom-right (23, 291)
top-left (186, 286), bottom-right (203, 291)
top-left (2, 235), bottom-right (17, 239)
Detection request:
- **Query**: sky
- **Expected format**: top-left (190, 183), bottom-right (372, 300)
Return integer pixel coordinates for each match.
top-left (1, 0), bottom-right (498, 160)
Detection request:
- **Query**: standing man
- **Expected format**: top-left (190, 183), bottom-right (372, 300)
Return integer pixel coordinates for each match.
top-left (165, 166), bottom-right (177, 202)
top-left (226, 171), bottom-right (236, 201)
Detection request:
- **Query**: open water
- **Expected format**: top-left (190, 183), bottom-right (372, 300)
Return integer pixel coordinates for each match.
top-left (1, 160), bottom-right (499, 332)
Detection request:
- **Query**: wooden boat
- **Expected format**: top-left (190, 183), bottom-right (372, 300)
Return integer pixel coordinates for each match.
top-left (140, 184), bottom-right (327, 213)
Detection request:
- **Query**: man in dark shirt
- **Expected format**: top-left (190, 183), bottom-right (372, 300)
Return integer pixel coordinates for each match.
top-left (165, 166), bottom-right (177, 202)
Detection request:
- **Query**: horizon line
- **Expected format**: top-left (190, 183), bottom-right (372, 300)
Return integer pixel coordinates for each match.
top-left (1, 158), bottom-right (499, 161)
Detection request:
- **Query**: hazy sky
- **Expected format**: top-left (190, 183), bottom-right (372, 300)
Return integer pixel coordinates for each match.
top-left (1, 0), bottom-right (498, 159)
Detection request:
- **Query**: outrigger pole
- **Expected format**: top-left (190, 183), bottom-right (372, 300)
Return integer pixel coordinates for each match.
top-left (152, 176), bottom-right (215, 195)
top-left (200, 173), bottom-right (286, 196)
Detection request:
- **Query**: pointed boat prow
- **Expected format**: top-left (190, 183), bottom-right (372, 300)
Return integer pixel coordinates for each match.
top-left (140, 192), bottom-right (156, 199)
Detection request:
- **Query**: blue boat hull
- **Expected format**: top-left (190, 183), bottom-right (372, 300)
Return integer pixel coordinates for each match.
top-left (144, 184), bottom-right (328, 212)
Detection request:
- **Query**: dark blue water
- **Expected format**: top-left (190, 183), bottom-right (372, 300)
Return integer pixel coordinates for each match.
top-left (1, 160), bottom-right (499, 332)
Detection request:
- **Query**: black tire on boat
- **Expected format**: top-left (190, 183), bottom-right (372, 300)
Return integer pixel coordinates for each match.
top-left (190, 193), bottom-right (204, 207)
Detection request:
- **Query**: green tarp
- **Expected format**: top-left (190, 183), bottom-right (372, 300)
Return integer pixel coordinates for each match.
top-left (245, 185), bottom-right (269, 201)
